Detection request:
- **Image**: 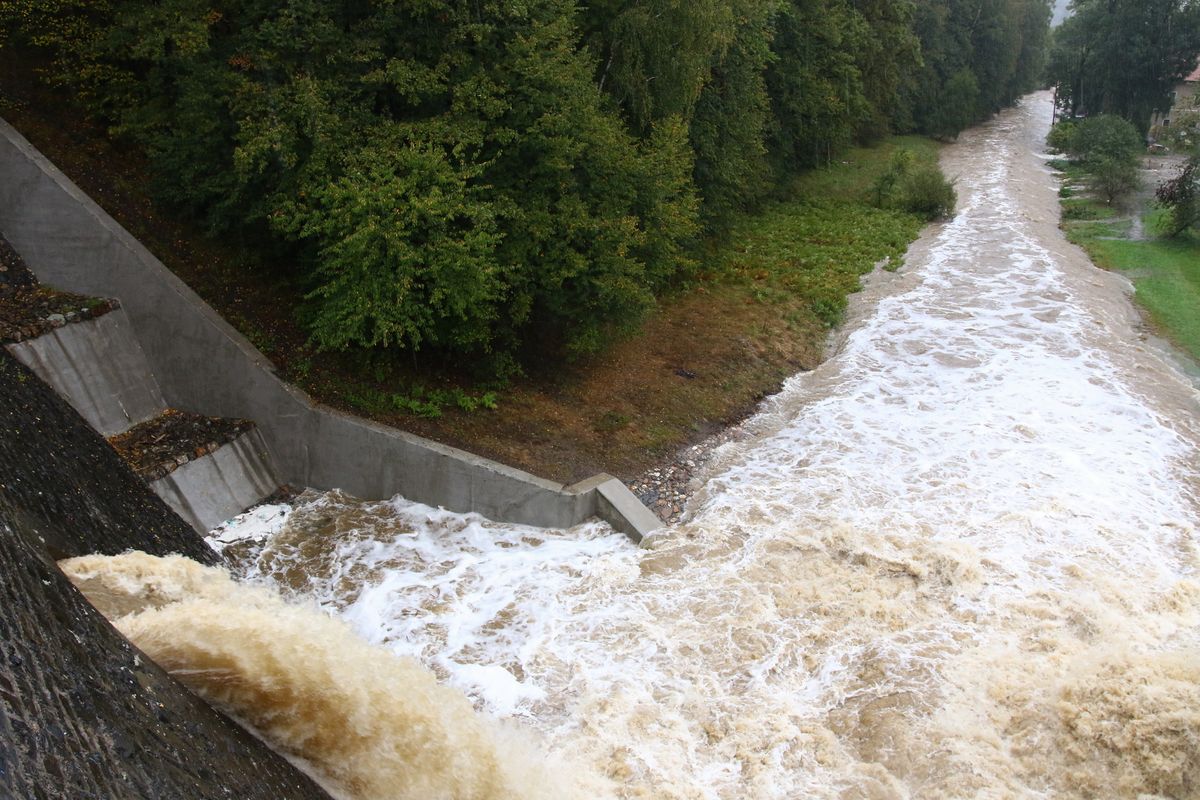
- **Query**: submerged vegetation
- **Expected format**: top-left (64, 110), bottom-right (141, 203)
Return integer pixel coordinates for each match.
top-left (1070, 206), bottom-right (1200, 362)
top-left (1047, 115), bottom-right (1144, 205)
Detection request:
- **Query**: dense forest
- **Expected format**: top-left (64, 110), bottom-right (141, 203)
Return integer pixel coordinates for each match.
top-left (1, 0), bottom-right (1052, 370)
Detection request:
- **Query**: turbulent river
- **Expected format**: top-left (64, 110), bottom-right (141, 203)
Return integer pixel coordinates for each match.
top-left (63, 91), bottom-right (1200, 799)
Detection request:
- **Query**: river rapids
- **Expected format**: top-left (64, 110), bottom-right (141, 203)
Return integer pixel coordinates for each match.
top-left (61, 92), bottom-right (1200, 799)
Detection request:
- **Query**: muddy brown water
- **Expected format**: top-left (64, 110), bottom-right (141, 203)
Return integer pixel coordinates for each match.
top-left (66, 92), bottom-right (1200, 799)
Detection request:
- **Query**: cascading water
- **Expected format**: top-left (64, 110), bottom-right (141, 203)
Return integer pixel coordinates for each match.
top-left (64, 92), bottom-right (1200, 799)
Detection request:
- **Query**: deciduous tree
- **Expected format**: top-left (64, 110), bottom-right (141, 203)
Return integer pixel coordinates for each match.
top-left (1046, 0), bottom-right (1200, 131)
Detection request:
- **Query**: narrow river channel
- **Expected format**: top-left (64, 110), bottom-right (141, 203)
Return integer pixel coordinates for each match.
top-left (67, 91), bottom-right (1200, 799)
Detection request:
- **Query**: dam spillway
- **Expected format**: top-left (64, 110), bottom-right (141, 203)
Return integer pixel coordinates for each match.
top-left (3, 89), bottom-right (1199, 798)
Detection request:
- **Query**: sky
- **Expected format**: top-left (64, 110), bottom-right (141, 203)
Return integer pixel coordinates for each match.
top-left (1053, 0), bottom-right (1071, 26)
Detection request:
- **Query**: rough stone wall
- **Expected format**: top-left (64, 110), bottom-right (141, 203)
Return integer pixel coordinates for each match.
top-left (0, 350), bottom-right (332, 799)
top-left (0, 351), bottom-right (212, 563)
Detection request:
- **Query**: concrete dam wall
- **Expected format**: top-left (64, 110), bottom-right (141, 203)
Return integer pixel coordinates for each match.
top-left (0, 350), bottom-right (333, 799)
top-left (0, 116), bottom-right (660, 541)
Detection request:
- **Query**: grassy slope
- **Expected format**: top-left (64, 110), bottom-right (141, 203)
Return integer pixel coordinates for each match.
top-left (0, 66), bottom-right (935, 483)
top-left (1059, 174), bottom-right (1200, 362)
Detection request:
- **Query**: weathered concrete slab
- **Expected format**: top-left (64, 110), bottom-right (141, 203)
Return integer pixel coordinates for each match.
top-left (151, 428), bottom-right (280, 533)
top-left (0, 116), bottom-right (658, 540)
top-left (6, 308), bottom-right (165, 435)
top-left (594, 476), bottom-right (665, 542)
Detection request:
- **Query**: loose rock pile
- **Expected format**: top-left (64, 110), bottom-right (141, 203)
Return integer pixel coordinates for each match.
top-left (107, 409), bottom-right (255, 482)
top-left (630, 421), bottom-right (753, 525)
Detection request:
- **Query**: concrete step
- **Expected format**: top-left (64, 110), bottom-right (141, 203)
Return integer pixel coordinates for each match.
top-left (4, 301), bottom-right (166, 436)
top-left (2, 244), bottom-right (287, 535)
top-left (108, 409), bottom-right (282, 533)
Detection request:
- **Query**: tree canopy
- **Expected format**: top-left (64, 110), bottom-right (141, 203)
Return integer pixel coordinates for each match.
top-left (1, 0), bottom-right (1052, 368)
top-left (1046, 0), bottom-right (1200, 131)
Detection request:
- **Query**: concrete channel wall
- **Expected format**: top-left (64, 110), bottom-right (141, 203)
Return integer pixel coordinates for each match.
top-left (151, 428), bottom-right (281, 533)
top-left (5, 309), bottom-right (165, 436)
top-left (0, 118), bottom-right (661, 540)
top-left (6, 307), bottom-right (286, 533)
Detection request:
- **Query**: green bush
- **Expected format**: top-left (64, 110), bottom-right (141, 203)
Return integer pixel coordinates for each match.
top-left (1156, 156), bottom-right (1200, 237)
top-left (896, 163), bottom-right (957, 220)
top-left (1068, 115), bottom-right (1143, 164)
top-left (872, 149), bottom-right (956, 220)
top-left (1046, 120), bottom-right (1078, 154)
top-left (1049, 115), bottom-right (1143, 205)
top-left (1090, 155), bottom-right (1141, 204)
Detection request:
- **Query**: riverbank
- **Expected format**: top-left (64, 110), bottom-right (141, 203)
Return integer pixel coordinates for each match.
top-left (1054, 154), bottom-right (1200, 366)
top-left (0, 66), bottom-right (933, 504)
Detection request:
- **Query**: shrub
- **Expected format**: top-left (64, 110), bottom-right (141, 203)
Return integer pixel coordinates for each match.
top-left (872, 148), bottom-right (956, 220)
top-left (1069, 115), bottom-right (1143, 164)
top-left (1051, 115), bottom-right (1143, 205)
top-left (1156, 156), bottom-right (1200, 237)
top-left (897, 163), bottom-right (958, 220)
top-left (1090, 156), bottom-right (1142, 205)
top-left (1046, 120), bottom-right (1078, 154)
top-left (872, 149), bottom-right (915, 207)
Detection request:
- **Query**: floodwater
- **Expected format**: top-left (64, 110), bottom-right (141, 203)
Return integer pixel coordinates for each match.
top-left (64, 92), bottom-right (1200, 799)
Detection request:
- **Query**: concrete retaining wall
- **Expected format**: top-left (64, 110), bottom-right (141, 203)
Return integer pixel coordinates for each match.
top-left (151, 428), bottom-right (281, 532)
top-left (0, 118), bottom-right (660, 540)
top-left (5, 309), bottom-right (165, 436)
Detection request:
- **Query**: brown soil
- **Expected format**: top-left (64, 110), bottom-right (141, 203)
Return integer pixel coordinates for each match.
top-left (0, 56), bottom-right (822, 490)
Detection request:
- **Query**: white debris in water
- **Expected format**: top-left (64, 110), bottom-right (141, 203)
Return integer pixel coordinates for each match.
top-left (205, 503), bottom-right (294, 553)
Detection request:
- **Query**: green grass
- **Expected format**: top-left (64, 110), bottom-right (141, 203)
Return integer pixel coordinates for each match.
top-left (1065, 208), bottom-right (1200, 361)
top-left (791, 135), bottom-right (941, 201)
top-left (1061, 197), bottom-right (1113, 221)
top-left (1065, 218), bottom-right (1133, 240)
top-left (713, 136), bottom-right (932, 328)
